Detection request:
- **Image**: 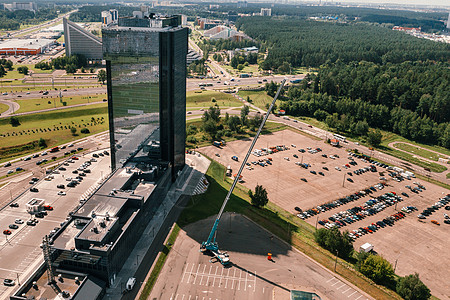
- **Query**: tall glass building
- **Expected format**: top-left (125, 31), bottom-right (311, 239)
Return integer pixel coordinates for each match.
top-left (102, 21), bottom-right (188, 181)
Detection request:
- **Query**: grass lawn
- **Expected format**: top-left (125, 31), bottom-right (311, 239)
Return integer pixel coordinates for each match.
top-left (15, 94), bottom-right (106, 113)
top-left (381, 131), bottom-right (450, 157)
top-left (0, 103), bottom-right (9, 114)
top-left (0, 84), bottom-right (102, 93)
top-left (187, 90), bottom-right (241, 108)
top-left (222, 63), bottom-right (260, 76)
top-left (238, 90), bottom-right (272, 110)
top-left (0, 104), bottom-right (107, 161)
top-left (176, 158), bottom-right (401, 300)
top-left (186, 120), bottom-right (317, 149)
top-left (392, 142), bottom-right (449, 162)
top-left (139, 224), bottom-right (180, 299)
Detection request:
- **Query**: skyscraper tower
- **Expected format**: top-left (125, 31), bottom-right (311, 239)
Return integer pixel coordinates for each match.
top-left (447, 12), bottom-right (450, 30)
top-left (102, 14), bottom-right (188, 181)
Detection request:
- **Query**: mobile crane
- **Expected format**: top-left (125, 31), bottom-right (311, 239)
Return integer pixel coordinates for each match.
top-left (200, 79), bottom-right (286, 265)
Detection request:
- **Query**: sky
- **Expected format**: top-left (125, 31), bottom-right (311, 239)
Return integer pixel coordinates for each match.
top-left (335, 0), bottom-right (450, 8)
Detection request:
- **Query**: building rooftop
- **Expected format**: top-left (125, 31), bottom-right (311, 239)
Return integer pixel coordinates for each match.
top-left (0, 38), bottom-right (54, 49)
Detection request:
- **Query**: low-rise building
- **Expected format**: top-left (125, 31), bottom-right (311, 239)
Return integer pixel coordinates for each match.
top-left (0, 38), bottom-right (55, 55)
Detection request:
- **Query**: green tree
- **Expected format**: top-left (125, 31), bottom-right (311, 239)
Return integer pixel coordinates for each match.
top-left (70, 127), bottom-right (77, 136)
top-left (360, 254), bottom-right (395, 287)
top-left (237, 64), bottom-right (244, 71)
top-left (203, 119), bottom-right (218, 140)
top-left (0, 65), bottom-right (6, 77)
top-left (314, 228), bottom-right (354, 259)
top-left (354, 120), bottom-right (369, 136)
top-left (4, 60), bottom-right (13, 70)
top-left (367, 129), bottom-right (383, 146)
top-left (97, 69), bottom-right (106, 84)
top-left (17, 66), bottom-right (28, 75)
top-left (248, 184), bottom-right (269, 207)
top-left (9, 116), bottom-right (20, 127)
top-left (65, 64), bottom-right (77, 74)
top-left (227, 116), bottom-right (241, 132)
top-left (202, 106), bottom-right (221, 123)
top-left (38, 138), bottom-right (46, 148)
top-left (396, 273), bottom-right (431, 300)
top-left (240, 105), bottom-right (250, 125)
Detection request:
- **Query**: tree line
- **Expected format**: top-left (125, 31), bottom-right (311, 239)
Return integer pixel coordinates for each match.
top-left (0, 6), bottom-right (71, 30)
top-left (236, 17), bottom-right (449, 70)
top-left (35, 54), bottom-right (87, 74)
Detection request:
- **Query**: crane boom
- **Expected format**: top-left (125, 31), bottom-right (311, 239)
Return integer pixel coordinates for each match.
top-left (201, 79), bottom-right (286, 264)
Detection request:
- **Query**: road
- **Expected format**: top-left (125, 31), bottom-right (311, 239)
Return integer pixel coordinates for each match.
top-left (0, 147), bottom-right (110, 300)
top-left (1, 10), bottom-right (76, 39)
top-left (0, 132), bottom-right (110, 207)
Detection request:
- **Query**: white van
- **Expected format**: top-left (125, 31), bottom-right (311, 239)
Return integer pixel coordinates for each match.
top-left (126, 277), bottom-right (136, 291)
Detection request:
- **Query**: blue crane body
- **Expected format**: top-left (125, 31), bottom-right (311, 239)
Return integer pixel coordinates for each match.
top-left (200, 79), bottom-right (286, 265)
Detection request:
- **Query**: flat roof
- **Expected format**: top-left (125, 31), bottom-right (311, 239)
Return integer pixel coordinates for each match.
top-left (0, 38), bottom-right (54, 49)
top-left (75, 194), bottom-right (127, 218)
top-left (77, 216), bottom-right (118, 243)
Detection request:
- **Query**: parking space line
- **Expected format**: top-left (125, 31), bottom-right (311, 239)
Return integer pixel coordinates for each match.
top-left (342, 287), bottom-right (352, 294)
top-left (331, 280), bottom-right (340, 286)
top-left (355, 295), bottom-right (363, 300)
top-left (348, 291), bottom-right (357, 297)
top-left (326, 277), bottom-right (336, 283)
top-left (336, 283), bottom-right (346, 290)
top-left (244, 270), bottom-right (248, 291)
top-left (181, 263), bottom-right (188, 283)
top-left (187, 263), bottom-right (194, 284)
top-left (212, 266), bottom-right (218, 287)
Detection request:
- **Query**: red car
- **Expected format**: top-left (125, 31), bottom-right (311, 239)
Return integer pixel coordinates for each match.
top-left (3, 230), bottom-right (11, 235)
top-left (71, 156), bottom-right (79, 160)
top-left (44, 205), bottom-right (53, 211)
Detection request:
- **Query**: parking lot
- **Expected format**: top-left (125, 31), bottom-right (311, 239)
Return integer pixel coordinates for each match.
top-left (199, 129), bottom-right (450, 299)
top-left (0, 149), bottom-right (110, 299)
top-left (150, 213), bottom-right (373, 300)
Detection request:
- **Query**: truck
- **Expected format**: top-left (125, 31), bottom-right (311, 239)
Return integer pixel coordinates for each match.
top-left (126, 277), bottom-right (136, 291)
top-left (226, 166), bottom-right (232, 176)
top-left (359, 243), bottom-right (373, 253)
top-left (50, 146), bottom-right (59, 153)
top-left (231, 156), bottom-right (238, 161)
top-left (213, 141), bottom-right (222, 147)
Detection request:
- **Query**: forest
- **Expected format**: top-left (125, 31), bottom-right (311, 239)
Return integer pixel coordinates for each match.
top-left (237, 16), bottom-right (449, 148)
top-left (0, 6), bottom-right (71, 30)
top-left (236, 17), bottom-right (450, 69)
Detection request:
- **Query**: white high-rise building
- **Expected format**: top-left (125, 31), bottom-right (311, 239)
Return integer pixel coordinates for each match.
top-left (261, 8), bottom-right (272, 17)
top-left (447, 12), bottom-right (450, 30)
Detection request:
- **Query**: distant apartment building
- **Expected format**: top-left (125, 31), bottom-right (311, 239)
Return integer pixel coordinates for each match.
top-left (101, 9), bottom-right (118, 27)
top-left (63, 18), bottom-right (103, 61)
top-left (392, 26), bottom-right (421, 32)
top-left (204, 25), bottom-right (250, 42)
top-left (4, 1), bottom-right (37, 12)
top-left (447, 12), bottom-right (450, 30)
top-left (197, 17), bottom-right (223, 30)
top-left (261, 8), bottom-right (272, 17)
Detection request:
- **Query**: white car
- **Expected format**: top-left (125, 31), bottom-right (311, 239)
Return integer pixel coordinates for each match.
top-left (65, 177), bottom-right (73, 181)
top-left (15, 219), bottom-right (24, 224)
top-left (335, 167), bottom-right (341, 171)
top-left (57, 191), bottom-right (66, 196)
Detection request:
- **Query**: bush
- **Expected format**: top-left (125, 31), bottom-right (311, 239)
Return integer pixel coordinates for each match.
top-left (80, 128), bottom-right (90, 134)
top-left (186, 136), bottom-right (198, 144)
top-left (70, 127), bottom-right (77, 135)
top-left (38, 138), bottom-right (46, 148)
top-left (9, 116), bottom-right (20, 127)
top-left (314, 228), bottom-right (354, 259)
top-left (360, 254), bottom-right (396, 288)
top-left (396, 273), bottom-right (431, 300)
top-left (248, 184), bottom-right (269, 207)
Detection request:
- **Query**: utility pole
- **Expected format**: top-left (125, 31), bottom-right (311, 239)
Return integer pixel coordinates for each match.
top-left (334, 250), bottom-right (339, 272)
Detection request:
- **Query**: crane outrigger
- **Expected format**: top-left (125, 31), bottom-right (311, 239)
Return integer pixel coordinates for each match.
top-left (200, 79), bottom-right (286, 265)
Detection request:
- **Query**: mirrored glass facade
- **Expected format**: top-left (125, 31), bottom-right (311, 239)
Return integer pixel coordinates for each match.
top-left (103, 27), bottom-right (188, 179)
